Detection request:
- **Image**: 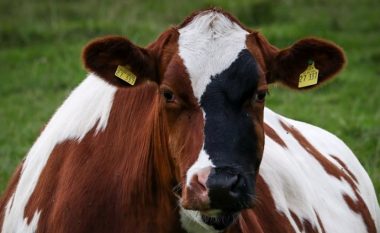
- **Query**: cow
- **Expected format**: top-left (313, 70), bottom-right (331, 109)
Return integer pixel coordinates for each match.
top-left (0, 8), bottom-right (379, 233)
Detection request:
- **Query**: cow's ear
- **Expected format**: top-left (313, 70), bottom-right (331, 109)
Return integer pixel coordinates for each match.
top-left (255, 33), bottom-right (346, 89)
top-left (82, 36), bottom-right (156, 86)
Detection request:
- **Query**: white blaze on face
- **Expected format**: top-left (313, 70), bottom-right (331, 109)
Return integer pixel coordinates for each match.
top-left (178, 11), bottom-right (249, 187)
top-left (185, 146), bottom-right (214, 186)
top-left (178, 10), bottom-right (249, 100)
top-left (1, 74), bottom-right (117, 233)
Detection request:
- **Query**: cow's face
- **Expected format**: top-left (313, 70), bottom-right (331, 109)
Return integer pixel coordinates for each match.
top-left (156, 11), bottom-right (345, 231)
top-left (159, 12), bottom-right (267, 231)
top-left (82, 9), bottom-right (345, 231)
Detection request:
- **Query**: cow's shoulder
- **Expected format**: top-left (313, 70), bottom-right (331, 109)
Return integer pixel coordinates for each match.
top-left (257, 107), bottom-right (379, 233)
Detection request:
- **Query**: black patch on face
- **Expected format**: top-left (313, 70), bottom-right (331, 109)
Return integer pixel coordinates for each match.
top-left (200, 49), bottom-right (259, 210)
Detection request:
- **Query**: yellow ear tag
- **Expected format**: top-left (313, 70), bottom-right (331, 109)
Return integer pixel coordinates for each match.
top-left (115, 65), bottom-right (137, 85)
top-left (298, 61), bottom-right (319, 88)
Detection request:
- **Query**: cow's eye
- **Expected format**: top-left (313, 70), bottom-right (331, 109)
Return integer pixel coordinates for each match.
top-left (163, 90), bottom-right (175, 103)
top-left (254, 91), bottom-right (267, 103)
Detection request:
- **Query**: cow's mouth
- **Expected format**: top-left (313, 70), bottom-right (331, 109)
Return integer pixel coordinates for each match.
top-left (200, 210), bottom-right (239, 230)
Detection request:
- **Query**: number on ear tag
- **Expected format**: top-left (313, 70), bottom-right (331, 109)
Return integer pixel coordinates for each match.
top-left (115, 65), bottom-right (137, 85)
top-left (298, 62), bottom-right (319, 88)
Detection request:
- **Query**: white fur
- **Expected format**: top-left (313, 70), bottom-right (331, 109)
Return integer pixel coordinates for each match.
top-left (178, 10), bottom-right (249, 100)
top-left (177, 11), bottom-right (379, 232)
top-left (261, 107), bottom-right (380, 233)
top-left (178, 11), bottom-right (249, 230)
top-left (1, 74), bottom-right (117, 233)
top-left (179, 10), bottom-right (246, 190)
top-left (185, 146), bottom-right (215, 186)
top-left (180, 208), bottom-right (219, 233)
top-left (181, 107), bottom-right (380, 233)
top-left (185, 110), bottom-right (215, 187)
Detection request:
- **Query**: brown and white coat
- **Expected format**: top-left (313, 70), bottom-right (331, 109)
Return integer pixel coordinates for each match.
top-left (1, 9), bottom-right (379, 233)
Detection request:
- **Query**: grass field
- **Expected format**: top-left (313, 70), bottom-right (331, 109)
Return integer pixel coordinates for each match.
top-left (0, 0), bottom-right (379, 200)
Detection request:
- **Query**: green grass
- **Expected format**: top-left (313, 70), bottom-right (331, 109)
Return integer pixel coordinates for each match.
top-left (0, 0), bottom-right (379, 200)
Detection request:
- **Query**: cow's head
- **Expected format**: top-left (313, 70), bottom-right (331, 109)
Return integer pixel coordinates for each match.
top-left (82, 9), bottom-right (345, 231)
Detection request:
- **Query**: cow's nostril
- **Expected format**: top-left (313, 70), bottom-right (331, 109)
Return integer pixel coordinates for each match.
top-left (188, 166), bottom-right (211, 195)
top-left (197, 167), bottom-right (211, 191)
top-left (195, 174), bottom-right (207, 192)
top-left (229, 174), bottom-right (243, 196)
top-left (221, 174), bottom-right (238, 194)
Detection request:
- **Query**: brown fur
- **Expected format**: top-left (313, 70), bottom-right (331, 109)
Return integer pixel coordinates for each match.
top-left (289, 210), bottom-right (303, 232)
top-left (177, 7), bottom-right (253, 33)
top-left (343, 193), bottom-right (377, 233)
top-left (22, 84), bottom-right (184, 233)
top-left (274, 38), bottom-right (346, 89)
top-left (0, 164), bottom-right (23, 228)
top-left (279, 120), bottom-right (358, 190)
top-left (280, 120), bottom-right (376, 233)
top-left (225, 176), bottom-right (299, 233)
top-left (288, 210), bottom-right (327, 233)
top-left (264, 123), bottom-right (287, 148)
top-left (252, 32), bottom-right (346, 89)
top-left (252, 176), bottom-right (297, 233)
top-left (330, 154), bottom-right (359, 183)
top-left (1, 8), bottom-right (364, 233)
top-left (82, 36), bottom-right (156, 87)
top-left (315, 211), bottom-right (327, 233)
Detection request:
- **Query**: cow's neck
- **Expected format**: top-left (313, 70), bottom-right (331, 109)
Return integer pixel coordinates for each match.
top-left (88, 82), bottom-right (181, 231)
top-left (17, 77), bottom-right (182, 232)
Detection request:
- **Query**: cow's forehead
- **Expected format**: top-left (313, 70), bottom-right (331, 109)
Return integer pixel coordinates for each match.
top-left (178, 11), bottom-right (249, 100)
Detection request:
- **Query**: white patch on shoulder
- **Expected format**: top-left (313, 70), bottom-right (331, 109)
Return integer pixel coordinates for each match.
top-left (260, 107), bottom-right (380, 233)
top-left (1, 74), bottom-right (117, 233)
top-left (178, 10), bottom-right (249, 100)
top-left (180, 207), bottom-right (219, 233)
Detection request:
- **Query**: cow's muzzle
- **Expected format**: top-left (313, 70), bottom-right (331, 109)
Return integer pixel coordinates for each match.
top-left (181, 166), bottom-right (254, 230)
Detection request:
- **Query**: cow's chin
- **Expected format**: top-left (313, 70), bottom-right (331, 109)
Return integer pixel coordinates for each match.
top-left (200, 209), bottom-right (239, 230)
top-left (180, 207), bottom-right (239, 232)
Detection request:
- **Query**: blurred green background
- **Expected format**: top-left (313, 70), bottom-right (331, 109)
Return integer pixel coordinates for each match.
top-left (0, 0), bottom-right (379, 199)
